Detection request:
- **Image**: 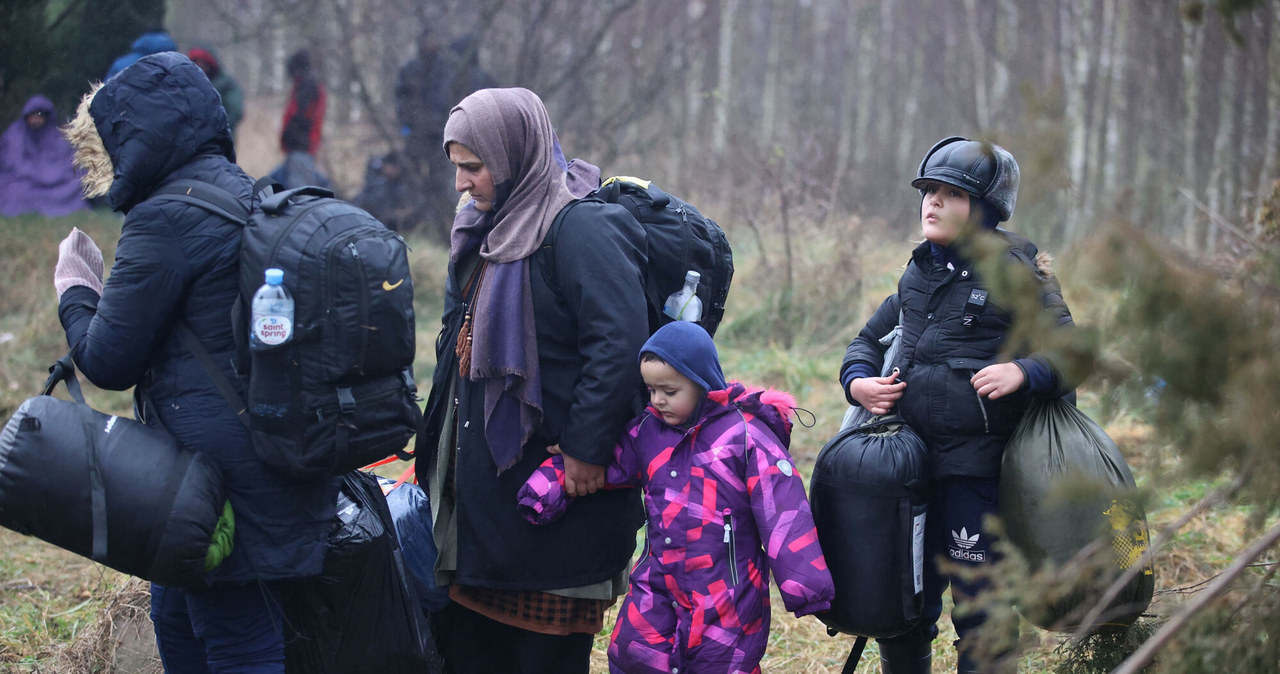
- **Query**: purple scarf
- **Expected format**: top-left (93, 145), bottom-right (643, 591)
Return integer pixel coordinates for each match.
top-left (443, 88), bottom-right (601, 474)
top-left (0, 96), bottom-right (89, 217)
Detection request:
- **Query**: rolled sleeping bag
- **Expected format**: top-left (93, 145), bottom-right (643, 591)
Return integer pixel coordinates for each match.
top-left (811, 415), bottom-right (929, 639)
top-left (0, 356), bottom-right (228, 588)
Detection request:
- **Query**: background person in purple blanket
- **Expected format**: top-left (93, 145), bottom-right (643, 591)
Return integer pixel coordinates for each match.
top-left (0, 95), bottom-right (89, 217)
top-left (519, 321), bottom-right (835, 674)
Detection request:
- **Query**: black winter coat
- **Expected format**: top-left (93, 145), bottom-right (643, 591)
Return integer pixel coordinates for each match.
top-left (423, 199), bottom-right (646, 590)
top-left (58, 53), bottom-right (336, 583)
top-left (841, 230), bottom-right (1076, 480)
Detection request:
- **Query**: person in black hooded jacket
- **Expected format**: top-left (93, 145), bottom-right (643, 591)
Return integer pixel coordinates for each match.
top-left (840, 137), bottom-right (1084, 674)
top-left (55, 52), bottom-right (337, 674)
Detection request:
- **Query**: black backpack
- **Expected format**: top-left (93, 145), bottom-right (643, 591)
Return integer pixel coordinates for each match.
top-left (152, 179), bottom-right (421, 480)
top-left (546, 176), bottom-right (734, 336)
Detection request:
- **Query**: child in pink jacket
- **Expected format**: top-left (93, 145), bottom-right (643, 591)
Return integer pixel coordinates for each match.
top-left (518, 321), bottom-right (834, 674)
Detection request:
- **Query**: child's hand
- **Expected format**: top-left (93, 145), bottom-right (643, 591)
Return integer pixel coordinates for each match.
top-left (971, 362), bottom-right (1025, 399)
top-left (847, 370), bottom-right (906, 416)
top-left (548, 444), bottom-right (605, 497)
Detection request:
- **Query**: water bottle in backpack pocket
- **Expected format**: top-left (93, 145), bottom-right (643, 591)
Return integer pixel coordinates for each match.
top-left (248, 268), bottom-right (300, 435)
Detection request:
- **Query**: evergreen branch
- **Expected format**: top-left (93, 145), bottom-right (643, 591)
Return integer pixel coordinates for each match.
top-left (1112, 517), bottom-right (1280, 674)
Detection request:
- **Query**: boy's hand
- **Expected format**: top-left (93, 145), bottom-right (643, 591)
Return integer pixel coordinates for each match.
top-left (847, 371), bottom-right (906, 416)
top-left (971, 362), bottom-right (1025, 399)
top-left (548, 444), bottom-right (605, 497)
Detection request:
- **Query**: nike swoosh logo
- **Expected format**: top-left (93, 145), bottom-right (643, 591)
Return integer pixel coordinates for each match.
top-left (382, 279), bottom-right (404, 291)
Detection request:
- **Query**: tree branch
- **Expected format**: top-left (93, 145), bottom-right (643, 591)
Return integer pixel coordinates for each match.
top-left (1112, 516), bottom-right (1280, 674)
top-left (1068, 474), bottom-right (1244, 646)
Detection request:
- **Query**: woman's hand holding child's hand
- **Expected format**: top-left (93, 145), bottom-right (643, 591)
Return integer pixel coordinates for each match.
top-left (548, 444), bottom-right (605, 498)
top-left (848, 371), bottom-right (906, 416)
top-left (970, 362), bottom-right (1025, 399)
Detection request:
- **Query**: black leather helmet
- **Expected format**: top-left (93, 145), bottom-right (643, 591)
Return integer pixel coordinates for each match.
top-left (911, 136), bottom-right (1020, 222)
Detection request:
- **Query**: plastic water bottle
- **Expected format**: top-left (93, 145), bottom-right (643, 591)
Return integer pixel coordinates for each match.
top-left (251, 268), bottom-right (294, 349)
top-left (249, 268), bottom-right (295, 425)
top-left (663, 270), bottom-right (703, 323)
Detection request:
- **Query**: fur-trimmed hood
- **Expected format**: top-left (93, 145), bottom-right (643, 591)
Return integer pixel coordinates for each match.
top-left (63, 52), bottom-right (234, 213)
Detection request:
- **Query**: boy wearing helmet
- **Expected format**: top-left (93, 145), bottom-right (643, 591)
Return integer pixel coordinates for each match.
top-left (839, 137), bottom-right (1082, 673)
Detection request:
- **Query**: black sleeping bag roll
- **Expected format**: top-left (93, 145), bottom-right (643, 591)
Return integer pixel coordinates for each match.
top-left (811, 416), bottom-right (929, 639)
top-left (0, 356), bottom-right (226, 588)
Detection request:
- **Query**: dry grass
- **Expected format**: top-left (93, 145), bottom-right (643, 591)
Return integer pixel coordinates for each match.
top-left (42, 578), bottom-right (161, 674)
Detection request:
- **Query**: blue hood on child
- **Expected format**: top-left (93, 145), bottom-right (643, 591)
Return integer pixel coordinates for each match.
top-left (639, 322), bottom-right (727, 393)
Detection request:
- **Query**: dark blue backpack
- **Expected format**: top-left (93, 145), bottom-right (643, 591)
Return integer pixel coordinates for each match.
top-left (152, 179), bottom-right (421, 480)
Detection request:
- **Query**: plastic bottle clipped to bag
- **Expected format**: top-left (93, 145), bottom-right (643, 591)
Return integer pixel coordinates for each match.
top-left (249, 268), bottom-right (295, 428)
top-left (663, 270), bottom-right (703, 323)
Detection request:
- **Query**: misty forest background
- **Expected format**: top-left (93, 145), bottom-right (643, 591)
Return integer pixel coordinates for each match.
top-left (3, 0), bottom-right (1280, 672)
top-left (5, 0), bottom-right (1279, 259)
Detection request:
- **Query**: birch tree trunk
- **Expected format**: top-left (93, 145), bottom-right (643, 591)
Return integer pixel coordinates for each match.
top-left (963, 0), bottom-right (990, 131)
top-left (1061, 1), bottom-right (1089, 243)
top-left (1084, 0), bottom-right (1119, 234)
top-left (759, 0), bottom-right (781, 146)
top-left (993, 0), bottom-right (1015, 128)
top-left (712, 0), bottom-right (736, 156)
top-left (1252, 6), bottom-right (1279, 229)
top-left (1180, 18), bottom-right (1205, 249)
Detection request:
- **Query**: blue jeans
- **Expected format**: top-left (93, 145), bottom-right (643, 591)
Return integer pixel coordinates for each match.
top-left (150, 582), bottom-right (285, 674)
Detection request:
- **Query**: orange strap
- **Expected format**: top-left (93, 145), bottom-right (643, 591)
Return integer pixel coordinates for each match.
top-left (376, 462), bottom-right (418, 495)
top-left (362, 455), bottom-right (401, 470)
top-left (361, 456), bottom-right (418, 494)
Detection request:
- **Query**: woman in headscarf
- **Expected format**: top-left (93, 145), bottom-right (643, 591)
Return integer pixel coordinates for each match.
top-left (419, 87), bottom-right (647, 673)
top-left (0, 95), bottom-right (89, 217)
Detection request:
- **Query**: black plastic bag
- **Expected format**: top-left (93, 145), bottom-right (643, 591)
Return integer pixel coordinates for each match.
top-left (0, 355), bottom-right (226, 588)
top-left (811, 416), bottom-right (929, 639)
top-left (999, 397), bottom-right (1154, 633)
top-left (282, 471), bottom-right (439, 673)
top-left (379, 477), bottom-right (450, 612)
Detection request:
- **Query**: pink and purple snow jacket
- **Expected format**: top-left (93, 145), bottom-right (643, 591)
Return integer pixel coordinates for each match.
top-left (518, 382), bottom-right (834, 674)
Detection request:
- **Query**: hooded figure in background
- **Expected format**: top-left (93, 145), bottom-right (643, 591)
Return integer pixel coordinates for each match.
top-left (105, 30), bottom-right (177, 80)
top-left (0, 95), bottom-right (88, 217)
top-left (56, 51), bottom-right (337, 673)
top-left (270, 48), bottom-right (331, 190)
top-left (188, 47), bottom-right (245, 132)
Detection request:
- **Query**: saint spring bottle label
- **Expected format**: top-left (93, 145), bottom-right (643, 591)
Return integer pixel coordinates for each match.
top-left (251, 268), bottom-right (294, 349)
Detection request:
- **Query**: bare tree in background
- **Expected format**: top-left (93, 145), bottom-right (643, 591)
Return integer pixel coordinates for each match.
top-left (156, 0), bottom-right (1278, 258)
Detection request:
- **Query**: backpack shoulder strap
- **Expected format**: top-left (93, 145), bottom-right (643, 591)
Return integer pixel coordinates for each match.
top-left (538, 198), bottom-right (593, 295)
top-left (174, 322), bottom-right (251, 431)
top-left (150, 179), bottom-right (251, 224)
